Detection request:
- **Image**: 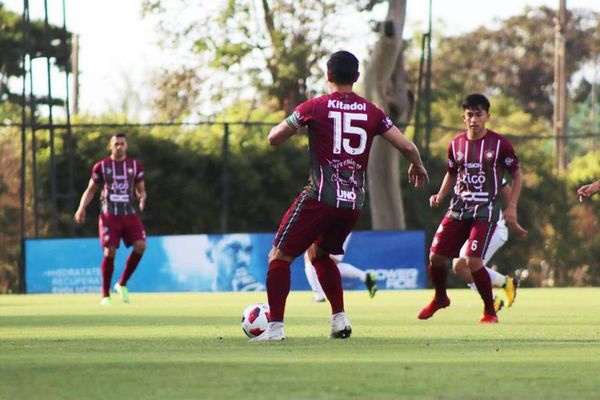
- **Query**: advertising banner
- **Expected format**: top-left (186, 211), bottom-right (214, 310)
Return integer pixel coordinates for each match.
top-left (25, 230), bottom-right (425, 293)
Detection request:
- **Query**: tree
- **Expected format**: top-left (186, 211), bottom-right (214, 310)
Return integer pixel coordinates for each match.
top-left (428, 6), bottom-right (600, 121)
top-left (363, 0), bottom-right (412, 230)
top-left (0, 3), bottom-right (72, 104)
top-left (142, 0), bottom-right (354, 117)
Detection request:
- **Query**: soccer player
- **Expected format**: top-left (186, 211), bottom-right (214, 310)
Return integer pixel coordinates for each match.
top-left (577, 180), bottom-right (600, 201)
top-left (304, 236), bottom-right (377, 302)
top-left (74, 133), bottom-right (147, 305)
top-left (419, 93), bottom-right (522, 323)
top-left (448, 182), bottom-right (527, 310)
top-left (251, 50), bottom-right (428, 341)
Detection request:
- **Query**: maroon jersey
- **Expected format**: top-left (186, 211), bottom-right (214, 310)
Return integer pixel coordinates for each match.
top-left (286, 92), bottom-right (393, 209)
top-left (446, 130), bottom-right (519, 221)
top-left (91, 157), bottom-right (144, 215)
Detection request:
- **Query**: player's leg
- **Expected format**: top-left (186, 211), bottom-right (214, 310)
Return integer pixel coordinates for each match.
top-left (313, 208), bottom-right (360, 338)
top-left (419, 216), bottom-right (467, 319)
top-left (116, 216), bottom-right (146, 303)
top-left (98, 213), bottom-right (120, 305)
top-left (337, 262), bottom-right (377, 298)
top-left (465, 221), bottom-right (498, 322)
top-left (253, 195), bottom-right (324, 341)
top-left (303, 251), bottom-right (326, 302)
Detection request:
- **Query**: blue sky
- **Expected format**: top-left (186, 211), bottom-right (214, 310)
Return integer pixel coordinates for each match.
top-left (3, 0), bottom-right (599, 117)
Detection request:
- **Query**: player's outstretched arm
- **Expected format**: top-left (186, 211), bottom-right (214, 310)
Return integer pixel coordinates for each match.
top-left (268, 120), bottom-right (297, 146)
top-left (74, 179), bottom-right (99, 224)
top-left (381, 126), bottom-right (428, 187)
top-left (577, 180), bottom-right (600, 201)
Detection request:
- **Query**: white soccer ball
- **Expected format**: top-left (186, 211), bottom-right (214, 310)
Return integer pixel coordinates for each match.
top-left (241, 303), bottom-right (270, 338)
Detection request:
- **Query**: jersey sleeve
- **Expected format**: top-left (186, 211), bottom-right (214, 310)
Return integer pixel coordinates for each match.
top-left (500, 138), bottom-right (519, 173)
top-left (134, 160), bottom-right (145, 183)
top-left (446, 141), bottom-right (458, 174)
top-left (91, 161), bottom-right (104, 184)
top-left (286, 99), bottom-right (315, 129)
top-left (373, 107), bottom-right (394, 136)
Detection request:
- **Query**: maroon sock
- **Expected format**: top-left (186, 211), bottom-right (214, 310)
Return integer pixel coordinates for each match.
top-left (119, 251), bottom-right (143, 286)
top-left (266, 259), bottom-right (291, 322)
top-left (313, 256), bottom-right (344, 314)
top-left (101, 256), bottom-right (114, 297)
top-left (472, 267), bottom-right (495, 315)
top-left (429, 263), bottom-right (448, 301)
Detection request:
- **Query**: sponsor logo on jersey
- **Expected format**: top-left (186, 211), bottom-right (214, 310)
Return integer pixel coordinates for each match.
top-left (456, 151), bottom-right (464, 161)
top-left (106, 167), bottom-right (112, 174)
top-left (485, 150), bottom-right (495, 160)
top-left (327, 99), bottom-right (366, 111)
top-left (465, 162), bottom-right (482, 168)
top-left (336, 189), bottom-right (356, 202)
top-left (111, 180), bottom-right (129, 192)
top-left (505, 157), bottom-right (514, 167)
top-left (462, 172), bottom-right (487, 189)
top-left (128, 168), bottom-right (134, 175)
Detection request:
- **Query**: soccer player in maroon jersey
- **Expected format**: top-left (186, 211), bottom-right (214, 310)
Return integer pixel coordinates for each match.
top-left (419, 94), bottom-right (523, 323)
top-left (74, 133), bottom-right (147, 305)
top-left (577, 180), bottom-right (600, 201)
top-left (251, 50), bottom-right (429, 341)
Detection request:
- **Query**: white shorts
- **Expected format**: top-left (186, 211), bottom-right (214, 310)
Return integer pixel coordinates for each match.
top-left (459, 219), bottom-right (508, 264)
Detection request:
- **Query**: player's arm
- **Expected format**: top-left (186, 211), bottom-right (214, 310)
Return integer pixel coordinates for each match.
top-left (577, 179), bottom-right (600, 201)
top-left (430, 171), bottom-right (455, 208)
top-left (381, 126), bottom-right (429, 187)
top-left (74, 179), bottom-right (99, 224)
top-left (268, 120), bottom-right (297, 146)
top-left (501, 182), bottom-right (528, 237)
top-left (135, 180), bottom-right (147, 211)
top-left (503, 168), bottom-right (523, 231)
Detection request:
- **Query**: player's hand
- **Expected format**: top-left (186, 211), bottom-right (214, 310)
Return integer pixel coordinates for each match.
top-left (139, 195), bottom-right (146, 211)
top-left (429, 194), bottom-right (442, 208)
top-left (408, 163), bottom-right (429, 188)
top-left (503, 205), bottom-right (520, 233)
top-left (74, 208), bottom-right (85, 224)
top-left (506, 219), bottom-right (528, 238)
top-left (577, 182), bottom-right (600, 202)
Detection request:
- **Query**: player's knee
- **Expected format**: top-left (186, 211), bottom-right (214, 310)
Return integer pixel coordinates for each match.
top-left (452, 259), bottom-right (466, 274)
top-left (104, 247), bottom-right (117, 258)
top-left (133, 240), bottom-right (146, 254)
top-left (429, 253), bottom-right (447, 268)
top-left (268, 247), bottom-right (293, 264)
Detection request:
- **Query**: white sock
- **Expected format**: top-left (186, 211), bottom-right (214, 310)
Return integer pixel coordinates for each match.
top-left (304, 258), bottom-right (326, 301)
top-left (485, 266), bottom-right (507, 288)
top-left (337, 262), bottom-right (367, 282)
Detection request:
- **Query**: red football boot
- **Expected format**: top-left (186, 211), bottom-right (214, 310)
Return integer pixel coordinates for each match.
top-left (417, 297), bottom-right (451, 320)
top-left (479, 314), bottom-right (499, 323)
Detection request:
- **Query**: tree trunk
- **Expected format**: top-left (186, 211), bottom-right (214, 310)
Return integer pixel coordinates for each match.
top-left (364, 0), bottom-right (411, 230)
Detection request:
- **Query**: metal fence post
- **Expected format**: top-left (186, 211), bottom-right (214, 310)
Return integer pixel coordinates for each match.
top-left (221, 123), bottom-right (230, 233)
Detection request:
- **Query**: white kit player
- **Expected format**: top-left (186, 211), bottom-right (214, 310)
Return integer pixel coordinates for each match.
top-left (304, 234), bottom-right (377, 302)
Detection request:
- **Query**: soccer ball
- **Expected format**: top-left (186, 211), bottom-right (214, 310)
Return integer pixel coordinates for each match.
top-left (241, 303), bottom-right (270, 338)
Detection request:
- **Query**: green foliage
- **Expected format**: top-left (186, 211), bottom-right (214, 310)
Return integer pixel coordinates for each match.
top-left (0, 3), bottom-right (72, 103)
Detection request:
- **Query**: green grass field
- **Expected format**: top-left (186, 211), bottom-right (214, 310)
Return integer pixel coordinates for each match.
top-left (2, 288), bottom-right (600, 399)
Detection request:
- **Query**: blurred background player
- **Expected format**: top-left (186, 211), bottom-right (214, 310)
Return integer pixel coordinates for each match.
top-left (304, 235), bottom-right (377, 301)
top-left (446, 181), bottom-right (527, 311)
top-left (420, 94), bottom-right (523, 323)
top-left (577, 179), bottom-right (600, 202)
top-left (74, 133), bottom-right (147, 305)
top-left (252, 50), bottom-right (428, 341)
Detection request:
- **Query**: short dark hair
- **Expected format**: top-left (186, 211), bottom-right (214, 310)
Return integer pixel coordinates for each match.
top-left (112, 133), bottom-right (126, 139)
top-left (327, 51), bottom-right (359, 84)
top-left (462, 94), bottom-right (490, 112)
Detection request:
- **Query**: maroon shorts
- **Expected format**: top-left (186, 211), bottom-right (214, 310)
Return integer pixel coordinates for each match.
top-left (273, 193), bottom-right (361, 258)
top-left (430, 215), bottom-right (496, 259)
top-left (98, 213), bottom-right (146, 248)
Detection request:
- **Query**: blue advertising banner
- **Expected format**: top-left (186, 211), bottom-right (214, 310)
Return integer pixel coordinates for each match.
top-left (25, 230), bottom-right (425, 294)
